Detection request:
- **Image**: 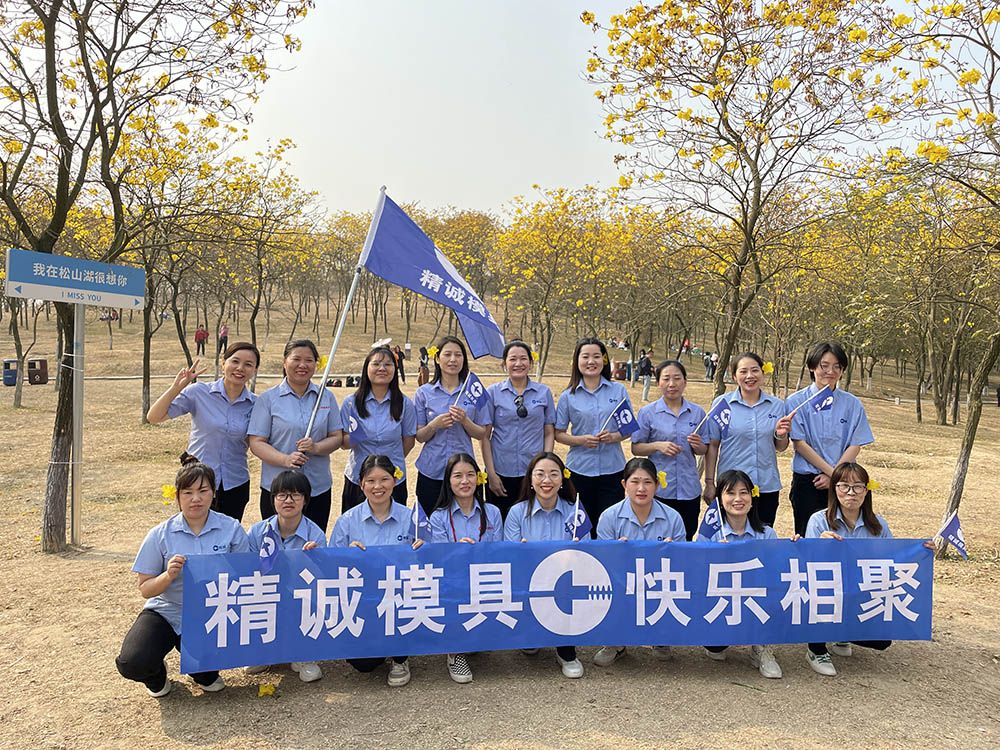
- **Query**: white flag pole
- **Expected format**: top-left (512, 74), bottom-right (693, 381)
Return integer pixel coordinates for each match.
top-left (452, 374), bottom-right (471, 407)
top-left (599, 396), bottom-right (629, 432)
top-left (304, 186), bottom-right (387, 438)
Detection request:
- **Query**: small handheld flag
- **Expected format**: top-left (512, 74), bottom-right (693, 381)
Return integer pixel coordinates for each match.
top-left (455, 372), bottom-right (487, 410)
top-left (937, 510), bottom-right (968, 559)
top-left (698, 499), bottom-right (723, 540)
top-left (807, 385), bottom-right (835, 413)
top-left (344, 404), bottom-right (368, 442)
top-left (565, 495), bottom-right (592, 539)
top-left (694, 399), bottom-right (732, 438)
top-left (410, 502), bottom-right (431, 543)
top-left (600, 397), bottom-right (639, 436)
top-left (258, 524), bottom-right (280, 573)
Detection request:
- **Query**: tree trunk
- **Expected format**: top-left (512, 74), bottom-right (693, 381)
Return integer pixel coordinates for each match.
top-left (8, 299), bottom-right (25, 408)
top-left (42, 303), bottom-right (75, 553)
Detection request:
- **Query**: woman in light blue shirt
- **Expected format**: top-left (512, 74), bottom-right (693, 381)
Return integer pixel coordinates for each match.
top-left (115, 454), bottom-right (249, 697)
top-left (146, 342), bottom-right (260, 521)
top-left (413, 336), bottom-right (489, 516)
top-left (330, 455), bottom-right (423, 687)
top-left (340, 345), bottom-right (416, 512)
top-left (429, 452), bottom-right (503, 684)
top-left (631, 359), bottom-right (709, 540)
top-left (554, 337), bottom-right (631, 538)
top-left (481, 341), bottom-right (555, 519)
top-left (249, 339), bottom-right (343, 533)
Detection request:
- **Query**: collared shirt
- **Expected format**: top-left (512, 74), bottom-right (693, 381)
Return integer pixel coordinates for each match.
top-left (786, 384), bottom-right (874, 474)
top-left (485, 378), bottom-right (556, 477)
top-left (554, 377), bottom-right (631, 477)
top-left (329, 500), bottom-right (415, 548)
top-left (248, 379), bottom-right (342, 494)
top-left (706, 389), bottom-right (787, 493)
top-left (697, 519), bottom-right (779, 543)
top-left (805, 508), bottom-right (893, 539)
top-left (341, 391), bottom-right (417, 485)
top-left (248, 514), bottom-right (328, 553)
top-left (596, 498), bottom-right (687, 542)
top-left (504, 497), bottom-right (585, 542)
top-left (429, 500), bottom-right (503, 543)
top-left (166, 378), bottom-right (257, 490)
top-left (631, 397), bottom-right (707, 500)
top-left (413, 379), bottom-right (491, 480)
top-left (132, 511), bottom-right (249, 634)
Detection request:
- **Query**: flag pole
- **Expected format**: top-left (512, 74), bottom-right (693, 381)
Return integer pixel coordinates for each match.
top-left (304, 186), bottom-right (388, 438)
top-left (452, 374), bottom-right (470, 407)
top-left (599, 396), bottom-right (629, 432)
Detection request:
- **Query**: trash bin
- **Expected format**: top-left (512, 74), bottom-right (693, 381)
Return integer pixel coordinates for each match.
top-left (2, 359), bottom-right (17, 387)
top-left (625, 361), bottom-right (633, 381)
top-left (27, 358), bottom-right (48, 385)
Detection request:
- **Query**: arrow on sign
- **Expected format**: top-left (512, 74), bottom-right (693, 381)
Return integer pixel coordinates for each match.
top-left (14, 285), bottom-right (22, 294)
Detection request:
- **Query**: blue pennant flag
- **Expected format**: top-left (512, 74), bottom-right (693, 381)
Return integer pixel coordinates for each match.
top-left (938, 511), bottom-right (968, 560)
top-left (410, 502), bottom-right (431, 543)
top-left (807, 385), bottom-right (834, 413)
top-left (706, 400), bottom-right (733, 439)
top-left (565, 495), bottom-right (592, 539)
top-left (457, 372), bottom-right (487, 410)
top-left (698, 499), bottom-right (723, 540)
top-left (605, 397), bottom-right (639, 436)
top-left (259, 524), bottom-right (281, 573)
top-left (344, 403), bottom-right (368, 443)
top-left (361, 193), bottom-right (506, 359)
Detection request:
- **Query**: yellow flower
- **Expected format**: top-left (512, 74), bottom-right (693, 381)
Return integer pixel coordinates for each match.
top-left (602, 353), bottom-right (609, 365)
top-left (427, 345), bottom-right (439, 358)
top-left (762, 361), bottom-right (774, 374)
top-left (258, 683), bottom-right (275, 697)
top-left (563, 467), bottom-right (571, 479)
top-left (161, 484), bottom-right (177, 501)
top-left (531, 351), bottom-right (539, 361)
top-left (866, 479), bottom-right (880, 491)
top-left (393, 466), bottom-right (404, 480)
top-left (772, 77), bottom-right (791, 92)
top-left (318, 355), bottom-right (329, 369)
top-left (477, 471), bottom-right (489, 485)
top-left (657, 471), bottom-right (668, 489)
top-left (751, 485), bottom-right (760, 498)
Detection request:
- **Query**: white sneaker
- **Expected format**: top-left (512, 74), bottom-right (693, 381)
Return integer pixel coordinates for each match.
top-left (200, 676), bottom-right (226, 692)
top-left (447, 654), bottom-right (473, 684)
top-left (387, 660), bottom-right (411, 687)
top-left (652, 645), bottom-right (673, 661)
top-left (146, 663), bottom-right (171, 698)
top-left (243, 664), bottom-right (268, 675)
top-left (593, 646), bottom-right (626, 667)
top-left (750, 645), bottom-right (782, 679)
top-left (830, 642), bottom-right (853, 657)
top-left (704, 647), bottom-right (727, 661)
top-left (806, 649), bottom-right (837, 676)
top-left (557, 654), bottom-right (584, 678)
top-left (291, 661), bottom-right (322, 683)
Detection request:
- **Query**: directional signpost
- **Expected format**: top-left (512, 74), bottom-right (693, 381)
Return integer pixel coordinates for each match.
top-left (5, 248), bottom-right (145, 545)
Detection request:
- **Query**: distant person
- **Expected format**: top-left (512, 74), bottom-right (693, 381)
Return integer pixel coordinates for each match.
top-left (709, 351), bottom-right (719, 379)
top-left (194, 325), bottom-right (209, 356)
top-left (392, 345), bottom-right (406, 384)
top-left (217, 323), bottom-right (229, 353)
top-left (637, 349), bottom-right (653, 402)
top-left (703, 352), bottom-right (712, 380)
top-left (417, 346), bottom-right (430, 386)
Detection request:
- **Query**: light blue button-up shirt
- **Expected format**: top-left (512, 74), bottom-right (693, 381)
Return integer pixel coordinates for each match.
top-left (504, 497), bottom-right (585, 542)
top-left (341, 391), bottom-right (417, 485)
top-left (166, 378), bottom-right (257, 490)
top-left (706, 390), bottom-right (786, 493)
top-left (429, 500), bottom-right (503, 543)
top-left (248, 514), bottom-right (328, 552)
top-left (805, 508), bottom-right (893, 539)
top-left (631, 398), bottom-right (707, 500)
top-left (248, 379), bottom-right (342, 494)
top-left (555, 377), bottom-right (631, 477)
top-left (786, 384), bottom-right (874, 475)
top-left (132, 511), bottom-right (249, 634)
top-left (596, 498), bottom-right (687, 541)
top-left (485, 378), bottom-right (555, 477)
top-left (414, 380), bottom-right (491, 480)
top-left (329, 500), bottom-right (415, 548)
top-left (697, 519), bottom-right (779, 543)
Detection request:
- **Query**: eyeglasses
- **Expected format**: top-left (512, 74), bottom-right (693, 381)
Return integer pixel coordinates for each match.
top-left (513, 395), bottom-right (527, 419)
top-left (274, 492), bottom-right (306, 503)
top-left (818, 363), bottom-right (844, 373)
top-left (835, 483), bottom-right (866, 495)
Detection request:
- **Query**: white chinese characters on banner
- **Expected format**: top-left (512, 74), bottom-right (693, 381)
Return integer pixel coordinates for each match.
top-left (378, 564), bottom-right (446, 636)
top-left (779, 560), bottom-right (844, 626)
top-left (626, 557), bottom-right (691, 627)
top-left (294, 567), bottom-right (365, 639)
top-left (458, 563), bottom-right (523, 630)
top-left (857, 560), bottom-right (920, 622)
top-left (204, 571), bottom-right (281, 647)
top-left (704, 559), bottom-right (769, 626)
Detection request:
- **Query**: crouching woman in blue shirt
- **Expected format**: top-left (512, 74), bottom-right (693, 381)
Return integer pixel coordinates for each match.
top-left (330, 455), bottom-right (424, 687)
top-left (115, 453), bottom-right (249, 697)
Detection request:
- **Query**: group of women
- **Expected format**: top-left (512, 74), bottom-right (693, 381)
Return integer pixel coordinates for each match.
top-left (118, 335), bottom-right (919, 696)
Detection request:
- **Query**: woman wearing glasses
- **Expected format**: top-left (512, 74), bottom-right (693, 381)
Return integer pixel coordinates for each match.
top-left (784, 342), bottom-right (874, 536)
top-left (480, 341), bottom-right (556, 520)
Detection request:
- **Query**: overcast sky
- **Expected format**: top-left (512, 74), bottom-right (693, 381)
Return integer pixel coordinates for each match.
top-left (243, 1), bottom-right (624, 214)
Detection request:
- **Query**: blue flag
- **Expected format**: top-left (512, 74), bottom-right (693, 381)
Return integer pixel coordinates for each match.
top-left (706, 400), bottom-right (732, 439)
top-left (457, 372), bottom-right (487, 410)
top-left (410, 502), bottom-right (431, 543)
top-left (938, 511), bottom-right (968, 559)
top-left (807, 385), bottom-right (834, 413)
top-left (605, 398), bottom-right (639, 436)
top-left (361, 193), bottom-right (505, 359)
top-left (698, 499), bottom-right (723, 540)
top-left (565, 496), bottom-right (592, 539)
top-left (258, 524), bottom-right (280, 573)
top-left (343, 403), bottom-right (368, 443)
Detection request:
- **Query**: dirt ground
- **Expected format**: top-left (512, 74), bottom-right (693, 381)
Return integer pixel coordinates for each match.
top-left (1, 312), bottom-right (999, 749)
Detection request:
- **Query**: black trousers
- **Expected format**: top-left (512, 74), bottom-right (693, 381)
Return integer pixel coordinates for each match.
top-left (661, 497), bottom-right (701, 541)
top-left (753, 490), bottom-right (781, 529)
top-left (556, 646), bottom-right (576, 661)
top-left (348, 655), bottom-right (407, 672)
top-left (116, 609), bottom-right (218, 690)
top-left (196, 340), bottom-right (206, 355)
top-left (341, 477), bottom-right (408, 514)
top-left (260, 487), bottom-right (332, 533)
top-left (213, 480), bottom-right (250, 522)
top-left (486, 474), bottom-right (527, 521)
top-left (790, 473), bottom-right (830, 537)
top-left (808, 640), bottom-right (892, 655)
top-left (570, 471), bottom-right (624, 539)
top-left (415, 472), bottom-right (443, 516)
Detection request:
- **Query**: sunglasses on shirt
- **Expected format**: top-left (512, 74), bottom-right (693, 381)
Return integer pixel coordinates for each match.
top-left (513, 395), bottom-right (528, 419)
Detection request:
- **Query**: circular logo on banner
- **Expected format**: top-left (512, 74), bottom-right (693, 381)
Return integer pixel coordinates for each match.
top-left (618, 409), bottom-right (633, 424)
top-left (704, 505), bottom-right (720, 527)
top-left (259, 536), bottom-right (275, 560)
top-left (469, 382), bottom-right (483, 400)
top-left (528, 549), bottom-right (612, 636)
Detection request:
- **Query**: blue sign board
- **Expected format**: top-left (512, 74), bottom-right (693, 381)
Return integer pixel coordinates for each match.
top-left (5, 247), bottom-right (145, 308)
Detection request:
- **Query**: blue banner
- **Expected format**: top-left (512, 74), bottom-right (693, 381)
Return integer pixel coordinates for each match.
top-left (180, 539), bottom-right (932, 673)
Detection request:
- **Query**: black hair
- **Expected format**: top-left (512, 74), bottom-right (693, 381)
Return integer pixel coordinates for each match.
top-left (270, 470), bottom-right (312, 508)
top-left (433, 453), bottom-right (488, 539)
top-left (730, 351), bottom-right (763, 376)
top-left (354, 346), bottom-right (404, 421)
top-left (175, 451), bottom-right (216, 497)
top-left (518, 451), bottom-right (576, 513)
top-left (502, 340), bottom-right (533, 363)
top-left (622, 456), bottom-right (658, 483)
top-left (715, 469), bottom-right (765, 534)
top-left (567, 337), bottom-right (612, 394)
top-left (222, 341), bottom-right (261, 368)
top-left (358, 454), bottom-right (397, 484)
top-left (654, 359), bottom-right (687, 381)
top-left (806, 341), bottom-right (848, 381)
top-left (282, 339), bottom-right (320, 378)
top-left (827, 462), bottom-right (882, 536)
top-left (430, 335), bottom-right (470, 385)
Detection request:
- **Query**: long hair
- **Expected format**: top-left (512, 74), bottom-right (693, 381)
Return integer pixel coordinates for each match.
top-left (430, 335), bottom-right (470, 385)
top-left (433, 453), bottom-right (487, 539)
top-left (354, 346), bottom-right (404, 421)
top-left (715, 469), bottom-right (765, 534)
top-left (827, 462), bottom-right (882, 536)
top-left (518, 451), bottom-right (576, 515)
top-left (567, 337), bottom-right (612, 394)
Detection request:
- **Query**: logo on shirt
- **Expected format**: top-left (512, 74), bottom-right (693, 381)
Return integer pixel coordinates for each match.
top-left (528, 550), bottom-right (612, 636)
top-left (212, 544), bottom-right (225, 551)
top-left (840, 418), bottom-right (849, 424)
top-left (688, 421), bottom-right (698, 428)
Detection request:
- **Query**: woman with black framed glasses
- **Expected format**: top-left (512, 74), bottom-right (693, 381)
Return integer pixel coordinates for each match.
top-left (480, 342), bottom-right (555, 520)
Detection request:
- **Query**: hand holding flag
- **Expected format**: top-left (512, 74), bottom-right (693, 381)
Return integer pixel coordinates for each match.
top-left (694, 399), bottom-right (732, 439)
top-left (455, 372), bottom-right (487, 410)
top-left (258, 524), bottom-right (281, 573)
top-left (698, 499), bottom-right (723, 540)
top-left (937, 510), bottom-right (968, 559)
top-left (600, 397), bottom-right (639, 437)
top-left (565, 495), bottom-right (592, 540)
top-left (789, 386), bottom-right (834, 419)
